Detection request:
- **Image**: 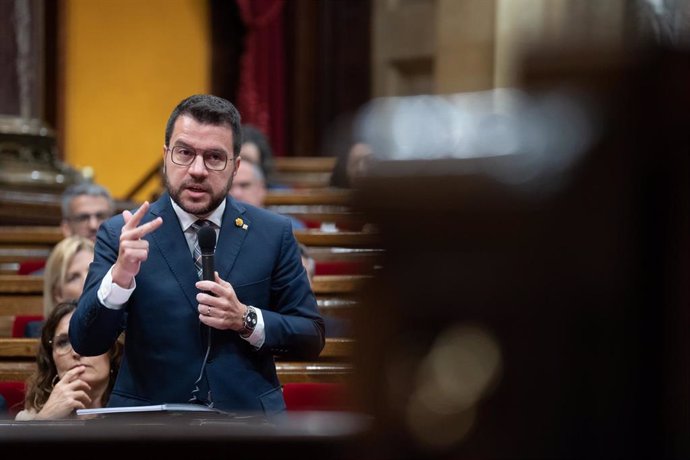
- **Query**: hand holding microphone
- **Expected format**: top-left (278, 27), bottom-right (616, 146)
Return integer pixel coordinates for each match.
top-left (195, 226), bottom-right (250, 332)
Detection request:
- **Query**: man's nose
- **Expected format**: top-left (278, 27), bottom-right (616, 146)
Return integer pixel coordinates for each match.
top-left (88, 215), bottom-right (101, 228)
top-left (188, 154), bottom-right (209, 175)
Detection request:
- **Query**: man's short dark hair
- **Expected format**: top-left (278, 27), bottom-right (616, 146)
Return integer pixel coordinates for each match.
top-left (165, 94), bottom-right (243, 157)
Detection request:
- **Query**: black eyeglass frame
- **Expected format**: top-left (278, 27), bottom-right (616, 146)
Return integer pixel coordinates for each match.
top-left (166, 145), bottom-right (230, 171)
top-left (67, 211), bottom-right (111, 225)
top-left (49, 334), bottom-right (74, 356)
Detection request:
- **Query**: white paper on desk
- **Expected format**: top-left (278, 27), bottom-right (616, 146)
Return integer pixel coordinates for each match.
top-left (76, 403), bottom-right (221, 416)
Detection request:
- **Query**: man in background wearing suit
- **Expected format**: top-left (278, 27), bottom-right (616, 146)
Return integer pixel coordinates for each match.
top-left (70, 94), bottom-right (325, 414)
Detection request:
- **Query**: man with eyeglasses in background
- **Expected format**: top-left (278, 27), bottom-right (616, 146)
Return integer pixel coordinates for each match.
top-left (60, 182), bottom-right (115, 242)
top-left (70, 94), bottom-right (324, 416)
top-left (17, 182), bottom-right (113, 276)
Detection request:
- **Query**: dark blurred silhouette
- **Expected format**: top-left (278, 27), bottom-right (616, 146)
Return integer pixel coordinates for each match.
top-left (325, 112), bottom-right (374, 190)
top-left (240, 123), bottom-right (277, 189)
top-left (350, 44), bottom-right (689, 460)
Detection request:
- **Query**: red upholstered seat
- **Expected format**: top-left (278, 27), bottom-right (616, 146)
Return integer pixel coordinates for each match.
top-left (282, 382), bottom-right (349, 411)
top-left (12, 315), bottom-right (44, 338)
top-left (17, 259), bottom-right (46, 275)
top-left (314, 260), bottom-right (366, 276)
top-left (0, 381), bottom-right (26, 417)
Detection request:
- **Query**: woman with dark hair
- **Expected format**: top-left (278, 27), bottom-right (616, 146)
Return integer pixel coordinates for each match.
top-left (15, 301), bottom-right (122, 420)
top-left (240, 123), bottom-right (276, 187)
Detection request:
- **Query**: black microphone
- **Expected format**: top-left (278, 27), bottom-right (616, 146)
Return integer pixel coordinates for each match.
top-left (198, 225), bottom-right (216, 281)
top-left (191, 224), bottom-right (217, 407)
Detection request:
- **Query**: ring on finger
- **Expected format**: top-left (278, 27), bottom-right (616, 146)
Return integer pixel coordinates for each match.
top-left (206, 306), bottom-right (211, 316)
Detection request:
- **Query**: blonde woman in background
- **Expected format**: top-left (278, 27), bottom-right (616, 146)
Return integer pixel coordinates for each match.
top-left (43, 236), bottom-right (94, 317)
top-left (23, 236), bottom-right (95, 338)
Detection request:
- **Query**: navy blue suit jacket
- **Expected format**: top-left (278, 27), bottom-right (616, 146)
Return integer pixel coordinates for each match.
top-left (70, 193), bottom-right (324, 414)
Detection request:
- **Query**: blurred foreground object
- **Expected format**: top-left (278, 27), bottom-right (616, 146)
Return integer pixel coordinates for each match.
top-left (351, 44), bottom-right (688, 459)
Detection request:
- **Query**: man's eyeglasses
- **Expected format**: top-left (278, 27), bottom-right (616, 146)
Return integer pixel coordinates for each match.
top-left (68, 212), bottom-right (110, 225)
top-left (49, 334), bottom-right (74, 356)
top-left (168, 145), bottom-right (229, 171)
top-left (232, 181), bottom-right (255, 190)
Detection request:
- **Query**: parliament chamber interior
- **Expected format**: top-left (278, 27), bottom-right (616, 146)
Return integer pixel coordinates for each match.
top-left (0, 1), bottom-right (688, 459)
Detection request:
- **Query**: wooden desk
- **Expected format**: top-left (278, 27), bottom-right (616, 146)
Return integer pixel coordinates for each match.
top-left (0, 190), bottom-right (137, 226)
top-left (0, 226), bottom-right (62, 246)
top-left (0, 273), bottom-right (368, 337)
top-left (0, 410), bottom-right (369, 459)
top-left (0, 274), bottom-right (367, 312)
top-left (0, 227), bottom-right (380, 248)
top-left (294, 230), bottom-right (379, 248)
top-left (274, 156), bottom-right (336, 173)
top-left (264, 188), bottom-right (352, 206)
top-left (0, 337), bottom-right (354, 360)
top-left (0, 337), bottom-right (354, 384)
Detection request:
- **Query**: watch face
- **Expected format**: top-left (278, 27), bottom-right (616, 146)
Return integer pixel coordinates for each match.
top-left (245, 310), bottom-right (258, 329)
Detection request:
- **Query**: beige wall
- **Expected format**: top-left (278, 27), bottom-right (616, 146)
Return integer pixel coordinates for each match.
top-left (436, 0), bottom-right (496, 93)
top-left (493, 0), bottom-right (628, 88)
top-left (373, 0), bottom-right (630, 96)
top-left (63, 0), bottom-right (210, 202)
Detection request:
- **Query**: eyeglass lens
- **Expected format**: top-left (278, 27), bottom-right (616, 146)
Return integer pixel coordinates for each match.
top-left (170, 146), bottom-right (227, 171)
top-left (51, 334), bottom-right (73, 355)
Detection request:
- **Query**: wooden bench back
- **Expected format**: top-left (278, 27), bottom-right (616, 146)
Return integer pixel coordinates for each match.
top-left (0, 337), bottom-right (354, 384)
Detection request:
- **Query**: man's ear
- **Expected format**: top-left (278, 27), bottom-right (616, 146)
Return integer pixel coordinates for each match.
top-left (233, 156), bottom-right (240, 177)
top-left (60, 220), bottom-right (72, 238)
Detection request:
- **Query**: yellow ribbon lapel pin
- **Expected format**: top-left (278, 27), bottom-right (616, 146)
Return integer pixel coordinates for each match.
top-left (235, 217), bottom-right (248, 230)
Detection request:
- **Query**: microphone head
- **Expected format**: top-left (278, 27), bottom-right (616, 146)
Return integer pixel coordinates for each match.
top-left (198, 225), bottom-right (216, 255)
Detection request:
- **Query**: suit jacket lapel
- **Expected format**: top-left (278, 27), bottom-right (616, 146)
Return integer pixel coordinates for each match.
top-left (215, 197), bottom-right (249, 282)
top-left (149, 194), bottom-right (199, 311)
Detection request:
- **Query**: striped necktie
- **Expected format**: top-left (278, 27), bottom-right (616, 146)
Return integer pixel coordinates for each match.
top-left (190, 220), bottom-right (210, 279)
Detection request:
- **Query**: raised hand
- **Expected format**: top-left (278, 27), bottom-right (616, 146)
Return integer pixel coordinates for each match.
top-left (34, 365), bottom-right (92, 419)
top-left (112, 201), bottom-right (163, 288)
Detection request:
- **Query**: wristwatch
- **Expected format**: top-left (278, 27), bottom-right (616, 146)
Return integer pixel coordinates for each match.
top-left (240, 305), bottom-right (258, 337)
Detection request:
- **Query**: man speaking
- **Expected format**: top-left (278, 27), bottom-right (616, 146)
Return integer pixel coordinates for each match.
top-left (70, 94), bottom-right (324, 414)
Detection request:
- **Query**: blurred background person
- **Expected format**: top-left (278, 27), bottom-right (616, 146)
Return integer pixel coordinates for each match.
top-left (16, 301), bottom-right (122, 420)
top-left (329, 142), bottom-right (373, 190)
top-left (324, 111), bottom-right (374, 190)
top-left (60, 182), bottom-right (114, 242)
top-left (230, 159), bottom-right (267, 208)
top-left (17, 182), bottom-right (112, 276)
top-left (22, 236), bottom-right (94, 338)
top-left (240, 123), bottom-right (277, 189)
top-left (43, 236), bottom-right (94, 318)
top-left (231, 160), bottom-right (306, 230)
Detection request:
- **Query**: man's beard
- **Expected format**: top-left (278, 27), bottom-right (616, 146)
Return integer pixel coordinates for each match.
top-left (165, 174), bottom-right (231, 217)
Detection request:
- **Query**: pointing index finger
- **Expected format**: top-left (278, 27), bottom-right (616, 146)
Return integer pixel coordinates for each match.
top-left (131, 216), bottom-right (163, 239)
top-left (121, 201), bottom-right (164, 240)
top-left (123, 201), bottom-right (150, 231)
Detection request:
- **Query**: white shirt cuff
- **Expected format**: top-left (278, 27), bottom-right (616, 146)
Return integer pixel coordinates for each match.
top-left (242, 307), bottom-right (265, 349)
top-left (97, 266), bottom-right (136, 310)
